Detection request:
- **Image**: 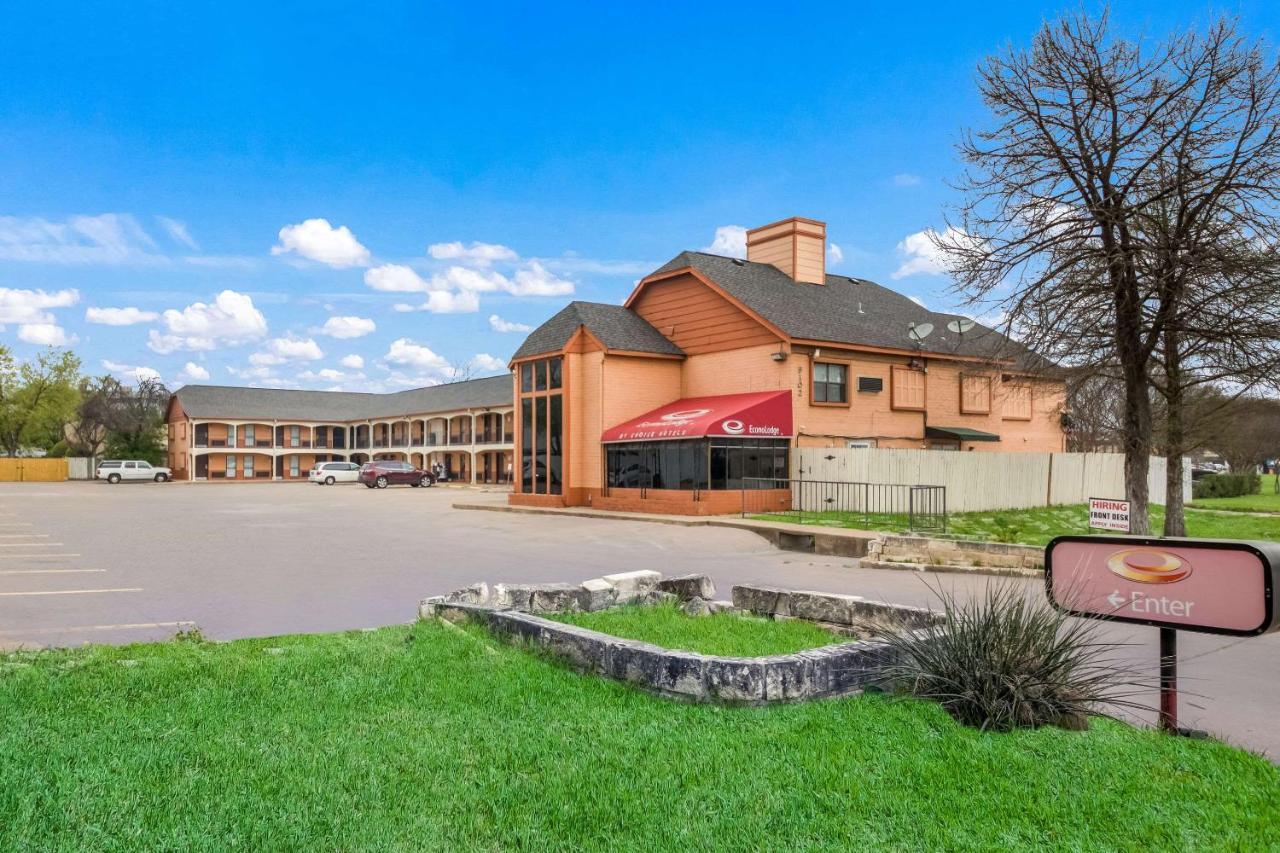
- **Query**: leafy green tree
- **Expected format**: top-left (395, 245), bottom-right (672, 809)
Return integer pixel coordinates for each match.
top-left (0, 346), bottom-right (82, 456)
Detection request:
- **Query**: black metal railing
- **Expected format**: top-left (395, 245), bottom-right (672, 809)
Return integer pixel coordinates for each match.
top-left (740, 478), bottom-right (946, 533)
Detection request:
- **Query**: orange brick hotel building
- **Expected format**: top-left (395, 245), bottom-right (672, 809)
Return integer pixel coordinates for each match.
top-left (507, 216), bottom-right (1065, 514)
top-left (166, 216), bottom-right (1064, 511)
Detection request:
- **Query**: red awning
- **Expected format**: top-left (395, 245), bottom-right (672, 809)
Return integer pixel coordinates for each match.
top-left (601, 391), bottom-right (793, 443)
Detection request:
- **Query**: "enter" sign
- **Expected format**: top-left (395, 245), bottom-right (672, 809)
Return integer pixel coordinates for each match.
top-left (1045, 536), bottom-right (1279, 637)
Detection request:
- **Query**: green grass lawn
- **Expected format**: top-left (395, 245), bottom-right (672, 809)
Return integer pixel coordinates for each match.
top-left (1, 625), bottom-right (1277, 849)
top-left (550, 601), bottom-right (840, 657)
top-left (753, 503), bottom-right (1280, 547)
top-left (1190, 473), bottom-right (1280, 513)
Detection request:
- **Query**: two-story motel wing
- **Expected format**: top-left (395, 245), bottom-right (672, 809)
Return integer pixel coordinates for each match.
top-left (165, 375), bottom-right (514, 483)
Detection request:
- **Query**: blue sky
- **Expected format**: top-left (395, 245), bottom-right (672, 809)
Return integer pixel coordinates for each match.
top-left (2, 1), bottom-right (1278, 390)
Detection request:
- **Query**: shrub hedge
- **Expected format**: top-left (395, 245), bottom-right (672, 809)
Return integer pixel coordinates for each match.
top-left (1192, 472), bottom-right (1260, 500)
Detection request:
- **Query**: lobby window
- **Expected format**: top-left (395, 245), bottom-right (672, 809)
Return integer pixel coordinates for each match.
top-left (813, 362), bottom-right (848, 404)
top-left (605, 439), bottom-right (789, 491)
top-left (516, 356), bottom-right (563, 496)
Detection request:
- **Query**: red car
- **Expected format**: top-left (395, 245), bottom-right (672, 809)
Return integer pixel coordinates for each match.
top-left (359, 460), bottom-right (436, 489)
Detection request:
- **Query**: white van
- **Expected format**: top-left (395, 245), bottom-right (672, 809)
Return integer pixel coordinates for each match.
top-left (96, 460), bottom-right (172, 483)
top-left (308, 461), bottom-right (361, 485)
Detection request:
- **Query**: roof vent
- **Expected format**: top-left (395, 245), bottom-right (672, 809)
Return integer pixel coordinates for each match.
top-left (732, 258), bottom-right (745, 266)
top-left (849, 276), bottom-right (861, 284)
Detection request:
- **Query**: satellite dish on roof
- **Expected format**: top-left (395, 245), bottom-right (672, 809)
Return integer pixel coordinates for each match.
top-left (947, 318), bottom-right (976, 334)
top-left (908, 322), bottom-right (934, 343)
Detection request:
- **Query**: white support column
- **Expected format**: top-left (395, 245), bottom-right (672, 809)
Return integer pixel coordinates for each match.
top-left (470, 449), bottom-right (478, 484)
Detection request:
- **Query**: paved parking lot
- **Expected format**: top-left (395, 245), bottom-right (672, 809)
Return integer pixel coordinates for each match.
top-left (0, 480), bottom-right (1277, 759)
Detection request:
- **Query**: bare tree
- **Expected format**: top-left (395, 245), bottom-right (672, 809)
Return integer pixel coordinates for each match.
top-left (1064, 370), bottom-right (1125, 452)
top-left (1210, 396), bottom-right (1280, 471)
top-left (79, 376), bottom-right (171, 463)
top-left (940, 12), bottom-right (1280, 534)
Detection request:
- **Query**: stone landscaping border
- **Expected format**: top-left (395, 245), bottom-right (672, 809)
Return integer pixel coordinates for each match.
top-left (420, 573), bottom-right (942, 705)
top-left (862, 535), bottom-right (1045, 577)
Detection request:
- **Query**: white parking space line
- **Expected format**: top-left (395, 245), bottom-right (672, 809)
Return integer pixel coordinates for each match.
top-left (0, 620), bottom-right (194, 637)
top-left (0, 587), bottom-right (141, 597)
top-left (0, 542), bottom-right (62, 547)
top-left (0, 568), bottom-right (106, 576)
top-left (0, 553), bottom-right (81, 560)
top-left (0, 533), bottom-right (49, 538)
top-left (0, 522), bottom-right (34, 527)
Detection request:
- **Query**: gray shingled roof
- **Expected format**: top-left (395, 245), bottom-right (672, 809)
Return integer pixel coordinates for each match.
top-left (511, 300), bottom-right (685, 360)
top-left (173, 374), bottom-right (512, 421)
top-left (652, 251), bottom-right (1044, 366)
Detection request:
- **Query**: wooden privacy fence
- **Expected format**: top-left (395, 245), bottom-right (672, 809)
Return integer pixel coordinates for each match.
top-left (0, 458), bottom-right (69, 482)
top-left (793, 448), bottom-right (1190, 513)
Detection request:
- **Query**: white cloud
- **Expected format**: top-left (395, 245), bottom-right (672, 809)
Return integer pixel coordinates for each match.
top-left (103, 359), bottom-right (161, 383)
top-left (227, 365), bottom-right (275, 381)
top-left (18, 323), bottom-right (74, 346)
top-left (439, 266), bottom-right (508, 293)
top-left (427, 241), bottom-right (517, 266)
top-left (250, 336), bottom-right (324, 365)
top-left (471, 353), bottom-right (507, 373)
top-left (318, 315), bottom-right (375, 339)
top-left (85, 306), bottom-right (159, 325)
top-left (507, 261), bottom-right (574, 296)
top-left (364, 263), bottom-right (430, 292)
top-left (827, 243), bottom-right (844, 265)
top-left (368, 264), bottom-right (482, 313)
top-left (392, 303), bottom-right (416, 313)
top-left (432, 290), bottom-right (483, 313)
top-left (0, 287), bottom-right (79, 325)
top-left (384, 338), bottom-right (449, 372)
top-left (156, 216), bottom-right (198, 249)
top-left (368, 259), bottom-right (569, 312)
top-left (892, 227), bottom-right (972, 279)
top-left (908, 295), bottom-right (927, 308)
top-left (147, 331), bottom-right (209, 354)
top-left (892, 173), bottom-right (922, 187)
top-left (703, 225), bottom-right (747, 258)
top-left (340, 354), bottom-right (365, 369)
top-left (489, 314), bottom-right (532, 333)
top-left (150, 289), bottom-right (268, 352)
top-left (0, 214), bottom-right (161, 264)
top-left (272, 218), bottom-right (371, 268)
top-left (296, 367), bottom-right (351, 383)
top-left (177, 362), bottom-right (210, 382)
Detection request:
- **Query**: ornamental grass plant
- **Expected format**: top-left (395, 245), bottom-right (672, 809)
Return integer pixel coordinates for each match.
top-left (876, 581), bottom-right (1148, 732)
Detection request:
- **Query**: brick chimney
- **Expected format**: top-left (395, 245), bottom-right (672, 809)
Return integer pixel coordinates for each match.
top-left (746, 217), bottom-right (826, 284)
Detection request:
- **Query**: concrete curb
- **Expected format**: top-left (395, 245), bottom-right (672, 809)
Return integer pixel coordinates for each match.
top-left (858, 559), bottom-right (1042, 579)
top-left (452, 500), bottom-right (877, 556)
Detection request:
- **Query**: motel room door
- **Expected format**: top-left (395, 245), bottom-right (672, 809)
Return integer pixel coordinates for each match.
top-left (195, 456), bottom-right (209, 479)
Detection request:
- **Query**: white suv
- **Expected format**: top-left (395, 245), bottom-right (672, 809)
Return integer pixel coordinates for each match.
top-left (96, 460), bottom-right (172, 484)
top-left (309, 461), bottom-right (361, 485)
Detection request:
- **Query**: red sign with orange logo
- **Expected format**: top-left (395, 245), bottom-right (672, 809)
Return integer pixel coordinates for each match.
top-left (1046, 536), bottom-right (1279, 636)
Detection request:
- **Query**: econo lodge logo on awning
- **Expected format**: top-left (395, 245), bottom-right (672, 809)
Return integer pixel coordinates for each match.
top-left (1107, 548), bottom-right (1194, 584)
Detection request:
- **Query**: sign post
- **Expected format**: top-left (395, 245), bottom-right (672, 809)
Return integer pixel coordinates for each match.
top-left (1045, 536), bottom-right (1278, 735)
top-left (1159, 627), bottom-right (1177, 732)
